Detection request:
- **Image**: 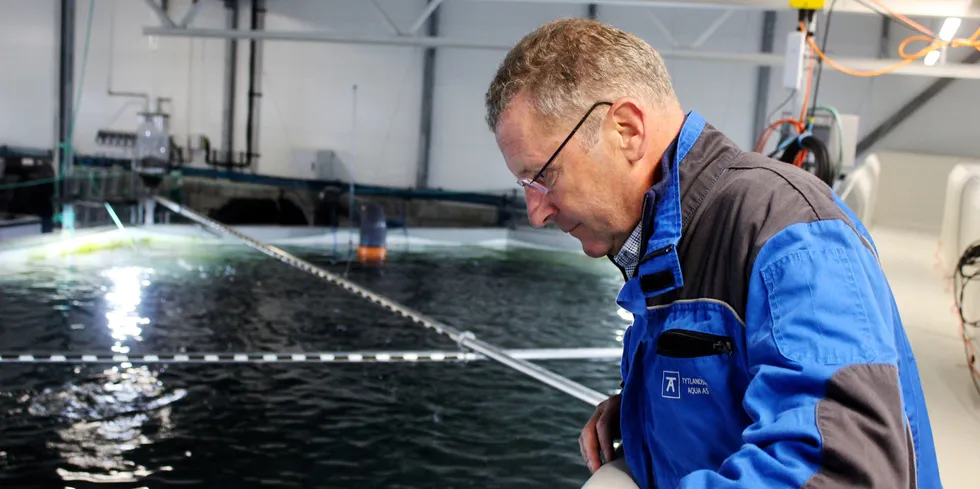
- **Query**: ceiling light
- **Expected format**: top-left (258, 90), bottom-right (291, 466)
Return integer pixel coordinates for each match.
top-left (924, 50), bottom-right (941, 66)
top-left (939, 17), bottom-right (962, 42)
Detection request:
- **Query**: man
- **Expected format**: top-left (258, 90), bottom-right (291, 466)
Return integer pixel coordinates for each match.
top-left (484, 18), bottom-right (942, 489)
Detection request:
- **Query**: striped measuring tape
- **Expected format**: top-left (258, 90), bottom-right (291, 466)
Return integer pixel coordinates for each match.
top-left (0, 347), bottom-right (622, 364)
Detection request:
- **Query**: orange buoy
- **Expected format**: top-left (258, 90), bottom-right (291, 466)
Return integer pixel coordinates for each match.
top-left (357, 245), bottom-right (387, 263)
top-left (357, 201), bottom-right (388, 264)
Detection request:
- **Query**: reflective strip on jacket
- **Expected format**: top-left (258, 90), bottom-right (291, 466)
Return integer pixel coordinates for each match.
top-left (615, 111), bottom-right (942, 489)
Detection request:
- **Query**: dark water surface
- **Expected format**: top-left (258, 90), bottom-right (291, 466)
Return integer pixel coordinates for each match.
top-left (0, 243), bottom-right (629, 488)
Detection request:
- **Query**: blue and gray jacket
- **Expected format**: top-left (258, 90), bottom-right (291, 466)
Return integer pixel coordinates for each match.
top-left (614, 111), bottom-right (941, 489)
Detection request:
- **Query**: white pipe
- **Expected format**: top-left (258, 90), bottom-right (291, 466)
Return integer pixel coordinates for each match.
top-left (152, 196), bottom-right (609, 406)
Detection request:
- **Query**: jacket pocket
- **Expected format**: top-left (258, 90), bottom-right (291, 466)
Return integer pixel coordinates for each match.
top-left (656, 329), bottom-right (734, 358)
top-left (634, 302), bottom-right (750, 488)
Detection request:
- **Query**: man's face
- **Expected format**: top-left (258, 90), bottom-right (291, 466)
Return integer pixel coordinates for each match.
top-left (494, 95), bottom-right (642, 258)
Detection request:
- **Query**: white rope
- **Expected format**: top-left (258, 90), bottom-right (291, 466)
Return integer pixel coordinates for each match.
top-left (0, 348), bottom-right (622, 364)
top-left (153, 197), bottom-right (609, 406)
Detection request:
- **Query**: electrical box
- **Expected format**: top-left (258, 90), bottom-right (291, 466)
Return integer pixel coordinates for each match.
top-left (789, 0), bottom-right (825, 8)
top-left (290, 149), bottom-right (351, 182)
top-left (783, 31), bottom-right (807, 91)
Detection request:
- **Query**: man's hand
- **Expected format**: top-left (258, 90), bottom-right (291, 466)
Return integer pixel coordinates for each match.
top-left (579, 393), bottom-right (622, 473)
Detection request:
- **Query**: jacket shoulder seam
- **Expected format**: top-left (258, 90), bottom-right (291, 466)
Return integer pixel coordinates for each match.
top-left (728, 164), bottom-right (821, 220)
top-left (682, 148), bottom-right (741, 226)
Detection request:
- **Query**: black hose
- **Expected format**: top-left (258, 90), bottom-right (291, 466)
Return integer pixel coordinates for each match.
top-left (954, 241), bottom-right (980, 396)
top-left (777, 134), bottom-right (835, 187)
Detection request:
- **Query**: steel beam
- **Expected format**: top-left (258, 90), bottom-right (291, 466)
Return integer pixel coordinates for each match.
top-left (179, 0), bottom-right (208, 28)
top-left (690, 9), bottom-right (734, 49)
top-left (752, 11), bottom-right (777, 142)
top-left (646, 9), bottom-right (678, 48)
top-left (416, 0), bottom-right (441, 189)
top-left (409, 0), bottom-right (446, 35)
top-left (141, 26), bottom-right (980, 80)
top-left (142, 0), bottom-right (177, 28)
top-left (370, 0), bottom-right (403, 36)
top-left (857, 49), bottom-right (980, 155)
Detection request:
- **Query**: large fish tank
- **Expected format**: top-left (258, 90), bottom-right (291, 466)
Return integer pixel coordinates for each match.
top-left (0, 224), bottom-right (628, 488)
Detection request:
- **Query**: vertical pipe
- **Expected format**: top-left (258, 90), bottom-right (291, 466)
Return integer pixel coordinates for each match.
top-left (752, 11), bottom-right (777, 143)
top-left (221, 0), bottom-right (239, 168)
top-left (415, 0), bottom-right (440, 189)
top-left (349, 85), bottom-right (357, 255)
top-left (245, 0), bottom-right (265, 171)
top-left (144, 198), bottom-right (156, 226)
top-left (879, 16), bottom-right (891, 59)
top-left (56, 0), bottom-right (76, 231)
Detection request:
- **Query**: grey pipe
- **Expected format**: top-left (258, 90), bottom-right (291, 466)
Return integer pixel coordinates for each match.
top-left (153, 196), bottom-right (609, 407)
top-left (245, 0), bottom-right (265, 171)
top-left (220, 0), bottom-right (239, 164)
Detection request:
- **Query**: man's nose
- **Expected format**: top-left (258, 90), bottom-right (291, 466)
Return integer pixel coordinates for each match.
top-left (525, 190), bottom-right (555, 228)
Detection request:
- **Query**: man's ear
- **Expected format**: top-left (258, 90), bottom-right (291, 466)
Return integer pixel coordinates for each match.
top-left (609, 98), bottom-right (648, 165)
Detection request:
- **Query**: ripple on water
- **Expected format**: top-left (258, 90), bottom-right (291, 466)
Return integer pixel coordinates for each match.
top-left (0, 245), bottom-right (627, 488)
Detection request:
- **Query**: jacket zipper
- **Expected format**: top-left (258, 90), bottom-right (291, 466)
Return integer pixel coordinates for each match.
top-left (638, 244), bottom-right (674, 267)
top-left (656, 329), bottom-right (733, 358)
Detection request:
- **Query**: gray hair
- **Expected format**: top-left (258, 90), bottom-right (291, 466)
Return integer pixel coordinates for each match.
top-left (485, 18), bottom-right (679, 144)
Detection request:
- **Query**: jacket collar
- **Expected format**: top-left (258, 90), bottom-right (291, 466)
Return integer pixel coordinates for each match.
top-left (616, 110), bottom-right (728, 315)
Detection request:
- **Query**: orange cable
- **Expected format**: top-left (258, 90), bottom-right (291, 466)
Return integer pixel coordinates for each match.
top-left (799, 51), bottom-right (816, 122)
top-left (952, 280), bottom-right (980, 384)
top-left (755, 119), bottom-right (805, 154)
top-left (807, 36), bottom-right (919, 77)
top-left (803, 11), bottom-right (980, 79)
top-left (864, 0), bottom-right (934, 37)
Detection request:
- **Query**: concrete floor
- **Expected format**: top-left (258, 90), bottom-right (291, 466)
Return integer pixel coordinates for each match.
top-left (872, 226), bottom-right (980, 489)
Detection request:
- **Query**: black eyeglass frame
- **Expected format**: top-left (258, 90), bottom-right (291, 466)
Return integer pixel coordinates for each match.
top-left (517, 101), bottom-right (614, 194)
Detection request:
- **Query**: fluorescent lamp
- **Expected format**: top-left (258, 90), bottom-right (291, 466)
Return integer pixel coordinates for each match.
top-left (939, 17), bottom-right (962, 42)
top-left (924, 50), bottom-right (942, 66)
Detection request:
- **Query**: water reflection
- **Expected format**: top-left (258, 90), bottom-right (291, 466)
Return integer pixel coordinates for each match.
top-left (616, 308), bottom-right (632, 321)
top-left (616, 308), bottom-right (632, 343)
top-left (27, 266), bottom-right (186, 483)
top-left (102, 267), bottom-right (153, 343)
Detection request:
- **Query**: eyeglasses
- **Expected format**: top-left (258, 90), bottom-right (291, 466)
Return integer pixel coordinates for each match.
top-left (518, 101), bottom-right (613, 195)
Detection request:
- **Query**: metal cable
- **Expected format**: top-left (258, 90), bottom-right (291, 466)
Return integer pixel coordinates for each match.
top-left (153, 196), bottom-right (609, 406)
